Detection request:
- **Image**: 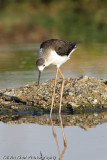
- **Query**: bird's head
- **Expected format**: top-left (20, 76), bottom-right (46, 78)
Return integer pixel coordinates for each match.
top-left (36, 58), bottom-right (46, 85)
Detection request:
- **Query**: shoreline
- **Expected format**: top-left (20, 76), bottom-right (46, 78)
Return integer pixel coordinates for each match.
top-left (0, 112), bottom-right (107, 130)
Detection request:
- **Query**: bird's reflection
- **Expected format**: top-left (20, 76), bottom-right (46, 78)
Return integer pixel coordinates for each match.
top-left (50, 113), bottom-right (67, 160)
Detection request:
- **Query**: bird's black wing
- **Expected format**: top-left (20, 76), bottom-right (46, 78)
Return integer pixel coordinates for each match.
top-left (40, 39), bottom-right (76, 56)
top-left (40, 39), bottom-right (58, 49)
top-left (55, 41), bottom-right (76, 56)
top-left (40, 41), bottom-right (46, 49)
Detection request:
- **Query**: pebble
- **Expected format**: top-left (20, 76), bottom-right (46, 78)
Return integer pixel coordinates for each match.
top-left (93, 99), bottom-right (98, 104)
top-left (94, 113), bottom-right (98, 117)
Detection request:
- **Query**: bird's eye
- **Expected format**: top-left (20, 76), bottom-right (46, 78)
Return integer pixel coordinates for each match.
top-left (43, 65), bottom-right (45, 67)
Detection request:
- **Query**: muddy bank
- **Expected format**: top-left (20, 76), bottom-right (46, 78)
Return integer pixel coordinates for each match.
top-left (0, 76), bottom-right (107, 114)
top-left (0, 112), bottom-right (107, 130)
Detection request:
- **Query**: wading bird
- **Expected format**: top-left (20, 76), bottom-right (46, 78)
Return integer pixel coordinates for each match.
top-left (36, 39), bottom-right (77, 114)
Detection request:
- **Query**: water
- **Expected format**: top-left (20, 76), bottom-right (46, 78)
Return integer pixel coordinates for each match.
top-left (0, 115), bottom-right (107, 160)
top-left (0, 43), bottom-right (107, 160)
top-left (0, 43), bottom-right (107, 89)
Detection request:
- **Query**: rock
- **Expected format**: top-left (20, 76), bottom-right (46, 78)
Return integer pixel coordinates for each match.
top-left (94, 113), bottom-right (98, 117)
top-left (93, 99), bottom-right (98, 104)
top-left (78, 75), bottom-right (89, 82)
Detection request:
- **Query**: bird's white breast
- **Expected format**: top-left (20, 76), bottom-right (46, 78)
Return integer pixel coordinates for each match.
top-left (47, 50), bottom-right (69, 68)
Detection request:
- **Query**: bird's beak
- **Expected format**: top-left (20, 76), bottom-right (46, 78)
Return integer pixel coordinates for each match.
top-left (38, 70), bottom-right (41, 85)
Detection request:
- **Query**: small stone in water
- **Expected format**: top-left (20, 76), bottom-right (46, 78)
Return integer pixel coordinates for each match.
top-left (93, 99), bottom-right (98, 104)
top-left (69, 92), bottom-right (73, 96)
top-left (94, 113), bottom-right (98, 117)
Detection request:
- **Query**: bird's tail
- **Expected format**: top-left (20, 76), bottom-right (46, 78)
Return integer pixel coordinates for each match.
top-left (72, 42), bottom-right (77, 49)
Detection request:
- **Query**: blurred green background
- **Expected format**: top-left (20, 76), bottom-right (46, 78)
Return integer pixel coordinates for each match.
top-left (0, 0), bottom-right (107, 89)
top-left (0, 0), bottom-right (107, 44)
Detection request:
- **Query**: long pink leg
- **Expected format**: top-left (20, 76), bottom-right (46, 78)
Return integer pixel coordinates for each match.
top-left (58, 68), bottom-right (67, 146)
top-left (58, 68), bottom-right (65, 114)
top-left (50, 67), bottom-right (67, 158)
top-left (58, 68), bottom-right (67, 147)
top-left (50, 68), bottom-right (59, 116)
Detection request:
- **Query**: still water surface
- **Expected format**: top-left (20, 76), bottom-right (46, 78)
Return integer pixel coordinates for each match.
top-left (0, 120), bottom-right (107, 160)
top-left (0, 43), bottom-right (107, 89)
top-left (0, 43), bottom-right (107, 160)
